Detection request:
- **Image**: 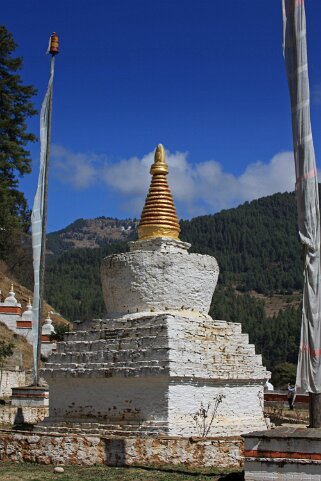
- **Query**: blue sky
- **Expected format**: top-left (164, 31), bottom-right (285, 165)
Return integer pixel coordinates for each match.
top-left (3, 0), bottom-right (321, 232)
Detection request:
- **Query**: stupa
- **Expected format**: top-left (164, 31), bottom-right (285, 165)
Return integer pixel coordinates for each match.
top-left (40, 144), bottom-right (269, 440)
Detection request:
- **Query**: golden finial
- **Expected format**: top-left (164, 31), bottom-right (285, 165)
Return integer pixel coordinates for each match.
top-left (137, 144), bottom-right (180, 240)
top-left (10, 283), bottom-right (14, 292)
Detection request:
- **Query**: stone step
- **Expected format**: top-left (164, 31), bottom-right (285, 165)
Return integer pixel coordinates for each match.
top-left (35, 419), bottom-right (169, 436)
top-left (55, 335), bottom-right (169, 353)
top-left (78, 315), bottom-right (230, 332)
top-left (49, 346), bottom-right (261, 370)
top-left (74, 315), bottom-right (168, 330)
top-left (57, 332), bottom-right (253, 358)
top-left (65, 325), bottom-right (168, 342)
top-left (38, 420), bottom-right (168, 429)
top-left (72, 316), bottom-right (245, 339)
top-left (42, 360), bottom-right (169, 373)
top-left (49, 347), bottom-right (170, 364)
top-left (66, 319), bottom-right (246, 342)
top-left (43, 364), bottom-right (266, 381)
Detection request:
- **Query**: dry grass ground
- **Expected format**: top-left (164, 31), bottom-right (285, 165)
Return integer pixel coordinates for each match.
top-left (0, 463), bottom-right (243, 481)
top-left (0, 321), bottom-right (34, 370)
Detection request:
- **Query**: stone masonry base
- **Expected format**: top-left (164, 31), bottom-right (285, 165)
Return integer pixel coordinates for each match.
top-left (0, 429), bottom-right (243, 468)
top-left (243, 426), bottom-right (321, 481)
top-left (0, 405), bottom-right (48, 426)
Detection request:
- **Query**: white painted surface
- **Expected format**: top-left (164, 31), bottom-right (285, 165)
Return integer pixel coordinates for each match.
top-left (0, 370), bottom-right (26, 397)
top-left (43, 313), bottom-right (269, 436)
top-left (41, 342), bottom-right (56, 359)
top-left (244, 460), bottom-right (321, 481)
top-left (12, 397), bottom-right (49, 407)
top-left (168, 383), bottom-right (267, 436)
top-left (101, 238), bottom-right (219, 317)
top-left (15, 328), bottom-right (33, 343)
top-left (47, 377), bottom-right (168, 428)
top-left (0, 314), bottom-right (20, 332)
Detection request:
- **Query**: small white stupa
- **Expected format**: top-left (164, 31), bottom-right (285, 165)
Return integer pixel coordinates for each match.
top-left (4, 284), bottom-right (21, 307)
top-left (0, 284), bottom-right (22, 331)
top-left (41, 312), bottom-right (56, 358)
top-left (16, 298), bottom-right (33, 342)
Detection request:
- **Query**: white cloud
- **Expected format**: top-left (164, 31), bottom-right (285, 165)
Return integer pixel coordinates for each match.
top-left (51, 144), bottom-right (297, 218)
top-left (51, 144), bottom-right (100, 189)
top-left (239, 152), bottom-right (296, 200)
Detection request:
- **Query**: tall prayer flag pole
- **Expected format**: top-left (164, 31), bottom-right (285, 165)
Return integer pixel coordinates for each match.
top-left (31, 33), bottom-right (59, 386)
top-left (282, 0), bottom-right (321, 426)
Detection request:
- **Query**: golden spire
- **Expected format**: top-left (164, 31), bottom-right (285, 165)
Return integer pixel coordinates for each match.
top-left (137, 144), bottom-right (180, 240)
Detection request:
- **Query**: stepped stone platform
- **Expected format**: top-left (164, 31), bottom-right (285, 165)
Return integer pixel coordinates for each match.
top-left (38, 311), bottom-right (269, 437)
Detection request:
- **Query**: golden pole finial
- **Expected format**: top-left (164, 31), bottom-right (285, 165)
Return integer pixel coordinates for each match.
top-left (137, 144), bottom-right (180, 240)
top-left (48, 32), bottom-right (59, 55)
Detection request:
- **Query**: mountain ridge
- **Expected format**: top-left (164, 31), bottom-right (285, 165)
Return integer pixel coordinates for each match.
top-left (47, 217), bottom-right (138, 255)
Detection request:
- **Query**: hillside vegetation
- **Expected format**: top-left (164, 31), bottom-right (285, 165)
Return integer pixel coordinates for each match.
top-left (180, 191), bottom-right (303, 295)
top-left (0, 322), bottom-right (33, 371)
top-left (43, 190), bottom-right (304, 320)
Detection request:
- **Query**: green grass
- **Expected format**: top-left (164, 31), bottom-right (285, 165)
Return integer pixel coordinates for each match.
top-left (0, 463), bottom-right (243, 481)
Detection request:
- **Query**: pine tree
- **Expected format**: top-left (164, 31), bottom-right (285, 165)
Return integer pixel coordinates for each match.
top-left (0, 25), bottom-right (37, 258)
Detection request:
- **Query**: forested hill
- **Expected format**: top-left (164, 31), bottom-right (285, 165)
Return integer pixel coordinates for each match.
top-left (44, 190), bottom-right (304, 313)
top-left (181, 191), bottom-right (303, 295)
top-left (46, 189), bottom-right (304, 298)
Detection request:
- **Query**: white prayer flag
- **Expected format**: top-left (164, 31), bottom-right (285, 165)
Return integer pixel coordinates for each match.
top-left (31, 58), bottom-right (55, 383)
top-left (283, 0), bottom-right (321, 393)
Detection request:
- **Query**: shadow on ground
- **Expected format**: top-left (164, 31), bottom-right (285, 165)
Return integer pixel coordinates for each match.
top-left (128, 465), bottom-right (244, 480)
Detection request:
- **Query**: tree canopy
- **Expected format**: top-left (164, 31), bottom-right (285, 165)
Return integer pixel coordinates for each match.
top-left (0, 25), bottom-right (37, 258)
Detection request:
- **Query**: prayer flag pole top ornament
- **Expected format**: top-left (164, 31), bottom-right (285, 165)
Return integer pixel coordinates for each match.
top-left (49, 32), bottom-right (59, 55)
top-left (137, 144), bottom-right (181, 241)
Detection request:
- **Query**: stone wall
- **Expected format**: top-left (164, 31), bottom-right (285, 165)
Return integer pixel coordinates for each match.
top-left (0, 370), bottom-right (26, 397)
top-left (0, 313), bottom-right (20, 332)
top-left (0, 405), bottom-right (48, 426)
top-left (15, 327), bottom-right (32, 343)
top-left (0, 429), bottom-right (243, 467)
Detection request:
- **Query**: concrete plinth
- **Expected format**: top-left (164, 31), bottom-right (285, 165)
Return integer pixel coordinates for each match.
top-left (11, 386), bottom-right (49, 407)
top-left (243, 426), bottom-right (321, 480)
